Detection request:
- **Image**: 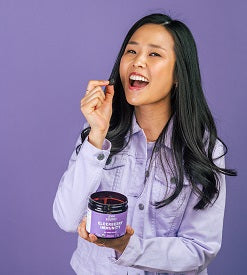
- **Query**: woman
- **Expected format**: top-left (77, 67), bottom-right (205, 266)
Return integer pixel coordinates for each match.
top-left (53, 13), bottom-right (236, 275)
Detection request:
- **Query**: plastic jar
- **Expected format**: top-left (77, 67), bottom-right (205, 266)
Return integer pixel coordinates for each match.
top-left (86, 191), bottom-right (128, 239)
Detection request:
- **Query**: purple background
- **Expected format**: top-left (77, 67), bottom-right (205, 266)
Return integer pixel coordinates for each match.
top-left (0, 0), bottom-right (245, 274)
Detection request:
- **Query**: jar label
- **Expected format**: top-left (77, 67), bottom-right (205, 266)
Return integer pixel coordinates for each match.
top-left (86, 209), bottom-right (127, 238)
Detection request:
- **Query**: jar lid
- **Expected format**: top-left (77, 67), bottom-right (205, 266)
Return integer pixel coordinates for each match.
top-left (88, 191), bottom-right (128, 214)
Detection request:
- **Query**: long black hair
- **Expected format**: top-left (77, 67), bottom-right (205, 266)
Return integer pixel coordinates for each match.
top-left (77, 13), bottom-right (237, 210)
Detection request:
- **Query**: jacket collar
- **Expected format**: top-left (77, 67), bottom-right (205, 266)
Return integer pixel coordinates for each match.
top-left (130, 111), bottom-right (173, 150)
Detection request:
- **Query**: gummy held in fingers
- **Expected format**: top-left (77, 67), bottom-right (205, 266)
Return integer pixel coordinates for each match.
top-left (108, 78), bottom-right (115, 86)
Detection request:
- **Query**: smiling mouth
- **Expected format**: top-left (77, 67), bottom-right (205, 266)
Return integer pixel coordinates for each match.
top-left (129, 80), bottom-right (149, 89)
top-left (129, 75), bottom-right (149, 89)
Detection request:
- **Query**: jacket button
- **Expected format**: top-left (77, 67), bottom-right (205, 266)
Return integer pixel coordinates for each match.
top-left (145, 171), bottom-right (149, 178)
top-left (138, 203), bottom-right (144, 210)
top-left (97, 153), bottom-right (105, 160)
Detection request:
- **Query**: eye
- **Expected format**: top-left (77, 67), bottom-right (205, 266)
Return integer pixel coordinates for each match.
top-left (150, 52), bottom-right (161, 57)
top-left (126, 49), bottom-right (136, 54)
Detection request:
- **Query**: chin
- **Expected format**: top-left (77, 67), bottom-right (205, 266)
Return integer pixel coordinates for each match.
top-left (125, 97), bottom-right (146, 107)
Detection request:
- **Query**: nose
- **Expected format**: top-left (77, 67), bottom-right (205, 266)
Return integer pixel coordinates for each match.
top-left (133, 53), bottom-right (146, 68)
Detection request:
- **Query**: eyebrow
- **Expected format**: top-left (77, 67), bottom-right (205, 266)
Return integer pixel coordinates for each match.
top-left (127, 41), bottom-right (167, 52)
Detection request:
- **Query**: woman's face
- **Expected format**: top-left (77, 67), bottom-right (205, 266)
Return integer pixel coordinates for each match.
top-left (120, 23), bottom-right (176, 108)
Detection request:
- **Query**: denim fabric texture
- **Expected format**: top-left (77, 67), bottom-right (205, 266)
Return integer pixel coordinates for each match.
top-left (53, 114), bottom-right (226, 275)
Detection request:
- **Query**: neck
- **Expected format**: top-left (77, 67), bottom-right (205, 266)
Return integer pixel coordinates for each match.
top-left (134, 102), bottom-right (171, 142)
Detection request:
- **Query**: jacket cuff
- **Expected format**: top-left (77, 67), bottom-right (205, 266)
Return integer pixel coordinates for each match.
top-left (108, 235), bottom-right (140, 267)
top-left (78, 136), bottom-right (112, 166)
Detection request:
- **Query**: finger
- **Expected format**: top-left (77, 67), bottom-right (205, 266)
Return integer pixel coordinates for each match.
top-left (83, 86), bottom-right (105, 99)
top-left (95, 99), bottom-right (103, 109)
top-left (88, 233), bottom-right (98, 243)
top-left (77, 218), bottom-right (86, 236)
top-left (81, 94), bottom-right (104, 109)
top-left (81, 86), bottom-right (105, 105)
top-left (86, 85), bottom-right (103, 96)
top-left (78, 217), bottom-right (90, 240)
top-left (82, 87), bottom-right (106, 104)
top-left (81, 97), bottom-right (103, 114)
top-left (78, 218), bottom-right (107, 248)
top-left (89, 234), bottom-right (106, 247)
top-left (105, 84), bottom-right (115, 102)
top-left (77, 217), bottom-right (86, 234)
top-left (86, 80), bottom-right (109, 92)
top-left (126, 225), bottom-right (134, 235)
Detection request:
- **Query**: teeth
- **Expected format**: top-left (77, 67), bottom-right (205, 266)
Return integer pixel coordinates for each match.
top-left (129, 74), bottom-right (149, 82)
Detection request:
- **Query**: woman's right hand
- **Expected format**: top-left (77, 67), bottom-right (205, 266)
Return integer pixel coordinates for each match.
top-left (80, 80), bottom-right (115, 135)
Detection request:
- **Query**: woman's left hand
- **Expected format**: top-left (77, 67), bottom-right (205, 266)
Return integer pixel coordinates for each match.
top-left (77, 217), bottom-right (134, 253)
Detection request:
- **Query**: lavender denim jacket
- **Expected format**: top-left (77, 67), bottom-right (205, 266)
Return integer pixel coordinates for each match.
top-left (53, 114), bottom-right (226, 275)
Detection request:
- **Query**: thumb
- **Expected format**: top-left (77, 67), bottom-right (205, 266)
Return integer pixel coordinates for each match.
top-left (105, 84), bottom-right (115, 102)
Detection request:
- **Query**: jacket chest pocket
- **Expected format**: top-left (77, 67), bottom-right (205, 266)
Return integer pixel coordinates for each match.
top-left (99, 154), bottom-right (126, 193)
top-left (152, 167), bottom-right (191, 236)
top-left (127, 159), bottom-right (146, 197)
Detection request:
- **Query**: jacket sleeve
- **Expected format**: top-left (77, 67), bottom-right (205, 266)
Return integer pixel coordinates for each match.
top-left (53, 123), bottom-right (112, 232)
top-left (110, 140), bottom-right (226, 274)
